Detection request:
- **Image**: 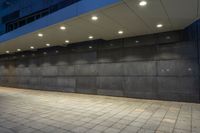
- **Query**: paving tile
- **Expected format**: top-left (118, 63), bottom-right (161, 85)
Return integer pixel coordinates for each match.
top-left (71, 126), bottom-right (89, 133)
top-left (0, 87), bottom-right (199, 133)
top-left (121, 125), bottom-right (140, 133)
top-left (0, 127), bottom-right (14, 133)
top-left (92, 125), bottom-right (108, 131)
top-left (103, 127), bottom-right (121, 133)
top-left (174, 129), bottom-right (191, 133)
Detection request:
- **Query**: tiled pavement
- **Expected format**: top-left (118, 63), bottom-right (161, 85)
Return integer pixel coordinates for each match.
top-left (0, 87), bottom-right (200, 133)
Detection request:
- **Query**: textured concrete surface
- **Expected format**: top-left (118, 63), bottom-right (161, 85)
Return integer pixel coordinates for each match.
top-left (0, 87), bottom-right (200, 133)
top-left (0, 30), bottom-right (199, 102)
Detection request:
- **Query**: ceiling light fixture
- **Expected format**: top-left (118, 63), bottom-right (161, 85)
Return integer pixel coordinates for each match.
top-left (91, 16), bottom-right (98, 21)
top-left (89, 36), bottom-right (94, 39)
top-left (30, 46), bottom-right (34, 49)
top-left (38, 33), bottom-right (43, 37)
top-left (60, 26), bottom-right (66, 30)
top-left (139, 0), bottom-right (147, 6)
top-left (89, 46), bottom-right (93, 49)
top-left (118, 30), bottom-right (124, 35)
top-left (17, 49), bottom-right (21, 52)
top-left (65, 40), bottom-right (70, 43)
top-left (157, 24), bottom-right (163, 28)
top-left (46, 43), bottom-right (50, 47)
top-left (166, 36), bottom-right (171, 40)
top-left (6, 51), bottom-right (10, 54)
top-left (135, 40), bottom-right (140, 43)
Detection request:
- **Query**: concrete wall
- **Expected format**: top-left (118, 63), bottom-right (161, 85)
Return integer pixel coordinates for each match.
top-left (0, 30), bottom-right (199, 102)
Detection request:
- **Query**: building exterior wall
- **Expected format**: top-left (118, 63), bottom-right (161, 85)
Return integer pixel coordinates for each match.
top-left (0, 30), bottom-right (199, 103)
top-left (0, 0), bottom-right (69, 34)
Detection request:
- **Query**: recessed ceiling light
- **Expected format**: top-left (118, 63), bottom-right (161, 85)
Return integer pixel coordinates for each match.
top-left (65, 40), bottom-right (70, 43)
top-left (118, 30), bottom-right (124, 35)
top-left (91, 16), bottom-right (98, 21)
top-left (135, 40), bottom-right (140, 43)
top-left (60, 26), bottom-right (66, 30)
top-left (46, 43), bottom-right (50, 47)
top-left (17, 49), bottom-right (21, 52)
top-left (166, 36), bottom-right (171, 40)
top-left (89, 36), bottom-right (94, 39)
top-left (38, 33), bottom-right (43, 37)
top-left (6, 51), bottom-right (10, 54)
top-left (30, 46), bottom-right (34, 49)
top-left (89, 46), bottom-right (92, 49)
top-left (157, 24), bottom-right (163, 28)
top-left (139, 1), bottom-right (147, 6)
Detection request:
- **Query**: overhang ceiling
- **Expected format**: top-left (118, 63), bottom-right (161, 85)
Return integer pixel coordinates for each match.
top-left (0, 0), bottom-right (199, 54)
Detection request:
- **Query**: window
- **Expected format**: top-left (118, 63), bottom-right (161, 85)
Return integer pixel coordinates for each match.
top-left (19, 19), bottom-right (25, 27)
top-left (4, 0), bottom-right (81, 33)
top-left (2, 11), bottom-right (20, 23)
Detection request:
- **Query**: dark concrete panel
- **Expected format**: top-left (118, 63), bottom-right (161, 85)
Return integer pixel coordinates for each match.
top-left (70, 41), bottom-right (98, 52)
top-left (158, 60), bottom-right (199, 76)
top-left (97, 77), bottom-right (124, 91)
top-left (97, 89), bottom-right (124, 96)
top-left (69, 51), bottom-right (97, 64)
top-left (7, 76), bottom-right (17, 86)
top-left (57, 77), bottom-right (75, 92)
top-left (157, 42), bottom-right (198, 60)
top-left (98, 39), bottom-right (124, 50)
top-left (1, 76), bottom-right (9, 86)
top-left (6, 65), bottom-right (16, 76)
top-left (39, 56), bottom-right (58, 67)
top-left (97, 49), bottom-right (122, 63)
top-left (28, 58), bottom-right (39, 67)
top-left (97, 63), bottom-right (124, 76)
top-left (124, 77), bottom-right (157, 99)
top-left (158, 60), bottom-right (177, 76)
top-left (40, 77), bottom-right (58, 90)
top-left (76, 77), bottom-right (97, 94)
top-left (30, 67), bottom-right (41, 76)
top-left (56, 54), bottom-right (69, 66)
top-left (15, 67), bottom-right (31, 76)
top-left (179, 77), bottom-right (199, 94)
top-left (18, 76), bottom-right (30, 88)
top-left (122, 46), bottom-right (157, 61)
top-left (124, 34), bottom-right (156, 47)
top-left (0, 65), bottom-right (5, 76)
top-left (157, 77), bottom-right (199, 102)
top-left (57, 65), bottom-right (75, 76)
top-left (157, 31), bottom-right (182, 44)
top-left (0, 67), bottom-right (7, 76)
top-left (0, 77), bottom-right (3, 85)
top-left (157, 77), bottom-right (178, 93)
top-left (75, 64), bottom-right (97, 76)
top-left (178, 60), bottom-right (199, 76)
top-left (29, 77), bottom-right (41, 89)
top-left (41, 66), bottom-right (57, 76)
top-left (15, 59), bottom-right (28, 68)
top-left (124, 61), bottom-right (156, 76)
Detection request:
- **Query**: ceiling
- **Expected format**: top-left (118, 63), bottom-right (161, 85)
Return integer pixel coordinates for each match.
top-left (0, 0), bottom-right (199, 54)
